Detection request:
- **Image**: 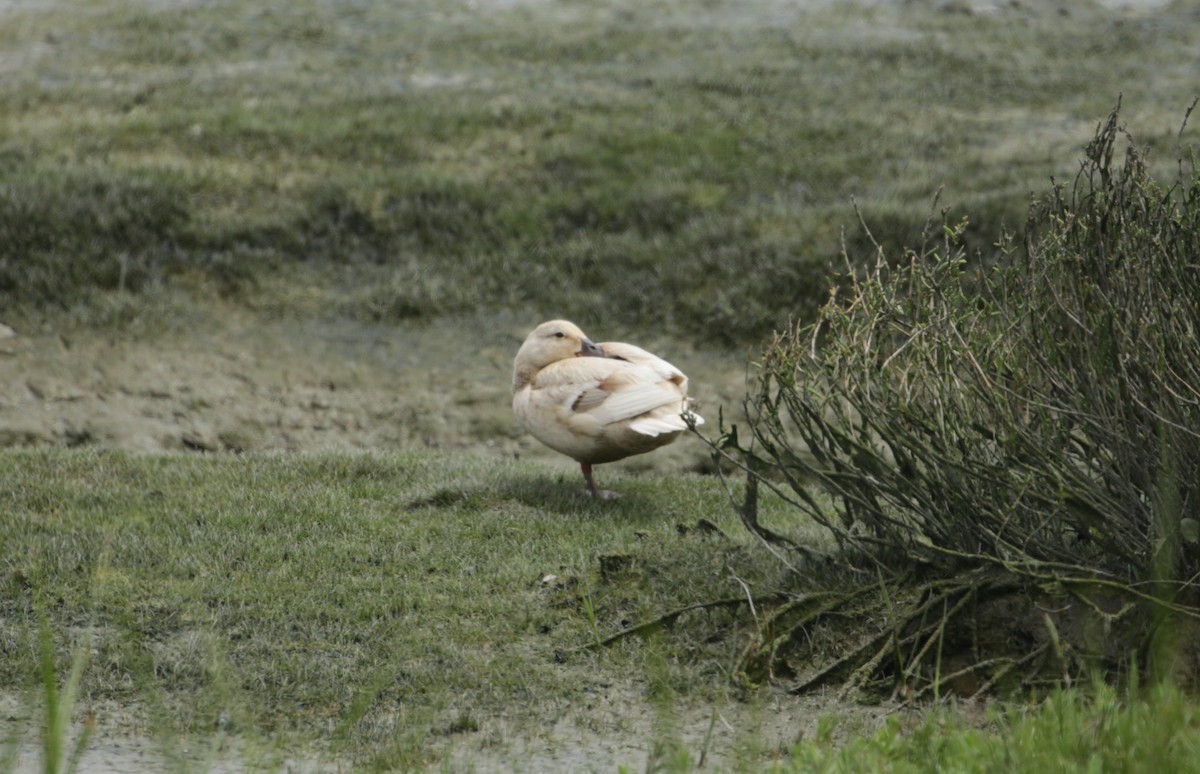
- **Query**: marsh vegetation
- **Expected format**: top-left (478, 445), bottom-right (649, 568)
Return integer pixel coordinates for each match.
top-left (3, 0), bottom-right (1200, 770)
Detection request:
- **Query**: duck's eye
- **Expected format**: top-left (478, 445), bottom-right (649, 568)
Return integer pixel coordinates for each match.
top-left (554, 332), bottom-right (565, 338)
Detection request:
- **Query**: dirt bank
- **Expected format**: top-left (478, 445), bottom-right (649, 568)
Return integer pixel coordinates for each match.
top-left (0, 312), bottom-right (739, 474)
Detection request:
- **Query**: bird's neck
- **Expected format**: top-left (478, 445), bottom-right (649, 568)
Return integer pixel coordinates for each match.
top-left (512, 363), bottom-right (536, 393)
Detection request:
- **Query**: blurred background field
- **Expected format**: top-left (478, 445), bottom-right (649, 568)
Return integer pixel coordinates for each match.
top-left (2, 0), bottom-right (1197, 465)
top-left (5, 0), bottom-right (1192, 332)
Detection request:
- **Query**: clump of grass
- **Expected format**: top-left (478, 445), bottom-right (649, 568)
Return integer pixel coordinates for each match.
top-left (0, 172), bottom-right (189, 308)
top-left (0, 602), bottom-right (96, 774)
top-left (792, 678), bottom-right (1200, 773)
top-left (35, 614), bottom-right (93, 774)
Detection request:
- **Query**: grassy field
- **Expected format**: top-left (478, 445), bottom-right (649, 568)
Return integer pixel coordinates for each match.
top-left (1, 449), bottom-right (829, 770)
top-left (5, 0), bottom-right (1200, 770)
top-left (6, 452), bottom-right (1200, 771)
top-left (3, 0), bottom-right (1198, 344)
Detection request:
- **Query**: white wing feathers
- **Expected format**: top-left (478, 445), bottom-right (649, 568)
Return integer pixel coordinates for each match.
top-left (598, 342), bottom-right (686, 384)
top-left (581, 381), bottom-right (683, 430)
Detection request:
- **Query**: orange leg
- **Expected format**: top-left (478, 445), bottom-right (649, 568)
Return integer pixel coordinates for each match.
top-left (581, 463), bottom-right (599, 495)
top-left (580, 463), bottom-right (619, 500)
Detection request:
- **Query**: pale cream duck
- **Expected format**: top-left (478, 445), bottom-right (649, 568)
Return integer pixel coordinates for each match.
top-left (512, 320), bottom-right (703, 498)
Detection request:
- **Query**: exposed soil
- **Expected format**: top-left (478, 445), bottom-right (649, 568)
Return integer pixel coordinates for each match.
top-left (2, 682), bottom-right (907, 773)
top-left (0, 311), bottom-right (745, 476)
top-left (1, 312), bottom-right (510, 455)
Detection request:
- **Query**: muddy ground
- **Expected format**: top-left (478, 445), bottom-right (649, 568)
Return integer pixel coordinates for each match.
top-left (1, 683), bottom-right (915, 773)
top-left (0, 310), bottom-right (749, 477)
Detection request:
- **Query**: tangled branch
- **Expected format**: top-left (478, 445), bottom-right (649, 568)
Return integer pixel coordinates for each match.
top-left (699, 103), bottom-right (1200, 697)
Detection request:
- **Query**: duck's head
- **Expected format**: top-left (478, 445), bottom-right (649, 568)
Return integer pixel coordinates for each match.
top-left (514, 320), bottom-right (605, 372)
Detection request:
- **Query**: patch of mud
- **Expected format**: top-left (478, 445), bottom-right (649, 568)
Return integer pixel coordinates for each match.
top-left (1, 691), bottom-right (346, 773)
top-left (1, 683), bottom-right (906, 773)
top-left (446, 683), bottom-right (904, 772)
top-left (2, 722), bottom-right (331, 773)
top-left (0, 312), bottom-right (746, 476)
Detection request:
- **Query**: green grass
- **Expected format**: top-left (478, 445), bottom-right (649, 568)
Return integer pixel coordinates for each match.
top-left (6, 450), bottom-right (1200, 770)
top-left (4, 0), bottom-right (1199, 343)
top-left (793, 680), bottom-right (1200, 774)
top-left (0, 448), bottom-right (814, 769)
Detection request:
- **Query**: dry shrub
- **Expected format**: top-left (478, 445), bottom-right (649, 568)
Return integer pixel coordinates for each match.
top-left (716, 105), bottom-right (1200, 698)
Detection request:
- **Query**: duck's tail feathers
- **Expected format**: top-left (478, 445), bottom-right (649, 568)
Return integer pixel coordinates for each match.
top-left (628, 410), bottom-right (704, 437)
